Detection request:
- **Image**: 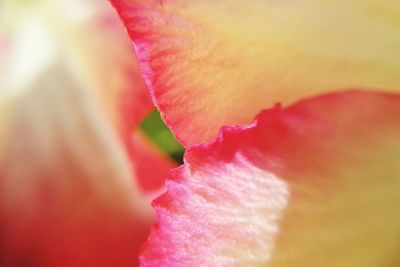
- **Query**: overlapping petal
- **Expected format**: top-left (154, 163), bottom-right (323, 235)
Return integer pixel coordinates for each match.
top-left (0, 0), bottom-right (175, 266)
top-left (111, 0), bottom-right (400, 146)
top-left (141, 91), bottom-right (400, 266)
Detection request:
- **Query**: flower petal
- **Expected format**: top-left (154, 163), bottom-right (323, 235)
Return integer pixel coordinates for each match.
top-left (48, 0), bottom-right (154, 134)
top-left (0, 1), bottom-right (173, 265)
top-left (1, 0), bottom-right (153, 135)
top-left (141, 90), bottom-right (400, 266)
top-left (0, 63), bottom-right (152, 267)
top-left (129, 131), bottom-right (176, 192)
top-left (111, 0), bottom-right (400, 146)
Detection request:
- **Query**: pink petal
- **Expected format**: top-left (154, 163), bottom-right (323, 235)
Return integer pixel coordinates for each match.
top-left (0, 1), bottom-right (173, 266)
top-left (59, 0), bottom-right (154, 134)
top-left (60, 1), bottom-right (177, 191)
top-left (141, 90), bottom-right (400, 266)
top-left (111, 0), bottom-right (400, 146)
top-left (129, 131), bottom-right (176, 192)
top-left (0, 63), bottom-right (151, 267)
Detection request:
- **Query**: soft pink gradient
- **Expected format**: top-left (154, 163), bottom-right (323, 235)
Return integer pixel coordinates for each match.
top-left (141, 91), bottom-right (400, 266)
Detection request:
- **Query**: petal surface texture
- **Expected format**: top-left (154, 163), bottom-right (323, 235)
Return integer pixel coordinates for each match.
top-left (112, 0), bottom-right (400, 146)
top-left (0, 0), bottom-right (174, 266)
top-left (141, 91), bottom-right (400, 267)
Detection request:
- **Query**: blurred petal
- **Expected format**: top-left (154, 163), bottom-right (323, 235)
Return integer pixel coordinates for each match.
top-left (111, 0), bottom-right (400, 146)
top-left (129, 131), bottom-right (176, 192)
top-left (47, 0), bottom-right (153, 134)
top-left (0, 1), bottom-right (174, 266)
top-left (55, 0), bottom-right (153, 134)
top-left (141, 91), bottom-right (400, 266)
top-left (1, 0), bottom-right (153, 134)
top-left (0, 63), bottom-right (151, 267)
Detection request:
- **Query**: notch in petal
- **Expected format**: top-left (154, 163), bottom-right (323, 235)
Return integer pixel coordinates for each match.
top-left (141, 90), bottom-right (400, 267)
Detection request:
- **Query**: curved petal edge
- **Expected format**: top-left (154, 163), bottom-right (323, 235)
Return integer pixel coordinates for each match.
top-left (110, 0), bottom-right (400, 146)
top-left (140, 90), bottom-right (400, 267)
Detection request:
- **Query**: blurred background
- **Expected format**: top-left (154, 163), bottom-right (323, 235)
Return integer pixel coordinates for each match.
top-left (0, 0), bottom-right (184, 266)
top-left (0, 0), bottom-right (184, 164)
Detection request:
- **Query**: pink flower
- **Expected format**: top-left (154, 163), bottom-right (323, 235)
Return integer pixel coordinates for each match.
top-left (0, 1), bottom-right (174, 266)
top-left (111, 1), bottom-right (400, 266)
